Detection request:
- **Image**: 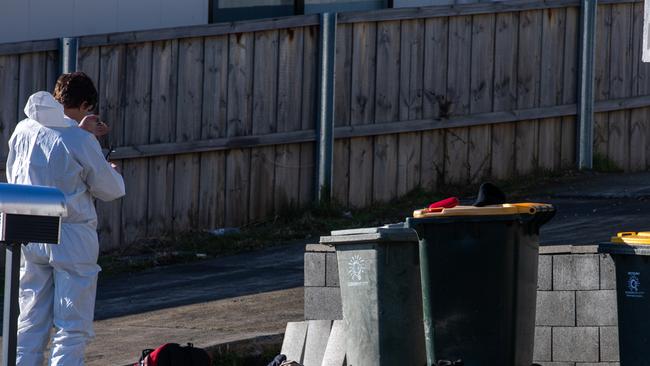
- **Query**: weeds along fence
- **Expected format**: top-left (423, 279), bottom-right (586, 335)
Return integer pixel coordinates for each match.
top-left (0, 0), bottom-right (648, 250)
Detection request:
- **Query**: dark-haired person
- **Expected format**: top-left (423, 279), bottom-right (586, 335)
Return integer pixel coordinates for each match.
top-left (53, 71), bottom-right (109, 137)
top-left (7, 75), bottom-right (124, 366)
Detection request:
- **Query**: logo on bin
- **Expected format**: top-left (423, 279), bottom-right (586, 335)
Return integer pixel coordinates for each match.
top-left (626, 272), bottom-right (644, 298)
top-left (347, 255), bottom-right (368, 286)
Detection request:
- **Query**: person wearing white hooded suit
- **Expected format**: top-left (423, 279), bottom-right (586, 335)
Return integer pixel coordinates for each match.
top-left (6, 89), bottom-right (125, 365)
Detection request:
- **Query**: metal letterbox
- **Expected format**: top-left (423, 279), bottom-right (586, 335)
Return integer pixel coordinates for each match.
top-left (0, 182), bottom-right (67, 366)
top-left (0, 183), bottom-right (67, 244)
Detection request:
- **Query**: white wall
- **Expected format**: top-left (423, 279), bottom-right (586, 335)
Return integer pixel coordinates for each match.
top-left (0, 0), bottom-right (209, 44)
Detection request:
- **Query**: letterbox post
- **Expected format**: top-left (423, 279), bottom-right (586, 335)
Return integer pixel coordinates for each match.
top-left (2, 244), bottom-right (21, 366)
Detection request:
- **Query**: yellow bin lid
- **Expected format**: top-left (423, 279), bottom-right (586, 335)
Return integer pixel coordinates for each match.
top-left (611, 232), bottom-right (650, 245)
top-left (412, 203), bottom-right (554, 218)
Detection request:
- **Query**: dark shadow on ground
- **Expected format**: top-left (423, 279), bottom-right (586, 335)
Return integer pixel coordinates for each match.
top-left (94, 241), bottom-right (305, 320)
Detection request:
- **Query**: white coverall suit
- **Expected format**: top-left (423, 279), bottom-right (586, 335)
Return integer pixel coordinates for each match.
top-left (6, 91), bottom-right (125, 366)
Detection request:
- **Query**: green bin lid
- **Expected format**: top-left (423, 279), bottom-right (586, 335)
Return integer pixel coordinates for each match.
top-left (320, 223), bottom-right (418, 245)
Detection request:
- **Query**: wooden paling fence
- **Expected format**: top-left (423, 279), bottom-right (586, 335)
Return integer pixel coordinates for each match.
top-left (0, 0), bottom-right (648, 250)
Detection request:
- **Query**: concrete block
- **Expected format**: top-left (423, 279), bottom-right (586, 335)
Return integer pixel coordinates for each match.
top-left (554, 254), bottom-right (600, 290)
top-left (599, 326), bottom-right (620, 362)
top-left (576, 290), bottom-right (617, 326)
top-left (571, 245), bottom-right (600, 254)
top-left (304, 252), bottom-right (326, 287)
top-left (281, 321), bottom-right (308, 362)
top-left (600, 254), bottom-right (616, 290)
top-left (534, 363), bottom-right (575, 366)
top-left (321, 320), bottom-right (346, 366)
top-left (304, 287), bottom-right (343, 320)
top-left (326, 252), bottom-right (339, 287)
top-left (552, 327), bottom-right (599, 362)
top-left (534, 326), bottom-right (552, 361)
top-left (306, 244), bottom-right (335, 252)
top-left (303, 320), bottom-right (333, 366)
top-left (538, 255), bottom-right (552, 290)
top-left (576, 363), bottom-right (619, 366)
top-left (539, 245), bottom-right (573, 255)
top-left (536, 291), bottom-right (575, 326)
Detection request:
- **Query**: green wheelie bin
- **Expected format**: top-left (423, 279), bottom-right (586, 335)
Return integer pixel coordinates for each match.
top-left (405, 203), bottom-right (555, 366)
top-left (320, 224), bottom-right (426, 366)
top-left (599, 232), bottom-right (650, 366)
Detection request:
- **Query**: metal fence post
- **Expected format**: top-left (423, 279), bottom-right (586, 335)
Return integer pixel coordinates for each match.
top-left (577, 0), bottom-right (597, 170)
top-left (316, 12), bottom-right (337, 203)
top-left (59, 37), bottom-right (79, 74)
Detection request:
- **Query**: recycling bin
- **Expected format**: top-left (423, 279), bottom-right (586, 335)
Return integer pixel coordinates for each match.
top-left (320, 224), bottom-right (425, 366)
top-left (599, 232), bottom-right (650, 366)
top-left (406, 203), bottom-right (555, 366)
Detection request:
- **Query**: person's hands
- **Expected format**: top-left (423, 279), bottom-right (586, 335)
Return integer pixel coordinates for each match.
top-left (79, 115), bottom-right (110, 137)
top-left (110, 162), bottom-right (120, 174)
top-left (95, 121), bottom-right (110, 137)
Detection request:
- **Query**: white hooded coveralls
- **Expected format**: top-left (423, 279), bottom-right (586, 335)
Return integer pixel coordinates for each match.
top-left (6, 92), bottom-right (125, 366)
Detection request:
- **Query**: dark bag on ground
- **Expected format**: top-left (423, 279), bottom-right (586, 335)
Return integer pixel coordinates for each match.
top-left (135, 343), bottom-right (211, 366)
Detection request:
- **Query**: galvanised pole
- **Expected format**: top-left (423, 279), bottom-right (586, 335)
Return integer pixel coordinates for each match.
top-left (316, 12), bottom-right (336, 203)
top-left (59, 37), bottom-right (79, 74)
top-left (577, 0), bottom-right (597, 170)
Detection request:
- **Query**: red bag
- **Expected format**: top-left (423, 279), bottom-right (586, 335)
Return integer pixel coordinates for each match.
top-left (135, 343), bottom-right (211, 366)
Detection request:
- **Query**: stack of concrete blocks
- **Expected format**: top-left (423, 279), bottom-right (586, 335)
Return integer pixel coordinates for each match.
top-left (304, 244), bottom-right (620, 366)
top-left (535, 245), bottom-right (619, 366)
top-left (304, 244), bottom-right (343, 321)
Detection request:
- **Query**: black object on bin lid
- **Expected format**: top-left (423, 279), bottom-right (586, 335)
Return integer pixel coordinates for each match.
top-left (473, 182), bottom-right (506, 207)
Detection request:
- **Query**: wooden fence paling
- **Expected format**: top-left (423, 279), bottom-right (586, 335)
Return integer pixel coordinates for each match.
top-left (275, 27), bottom-right (305, 212)
top-left (561, 7), bottom-right (579, 169)
top-left (594, 5), bottom-right (612, 159)
top-left (299, 26), bottom-right (318, 207)
top-left (515, 10), bottom-right (542, 175)
top-left (538, 8), bottom-right (565, 172)
top-left (468, 13), bottom-right (495, 183)
top-left (445, 15), bottom-right (472, 185)
top-left (96, 45), bottom-right (126, 250)
top-left (199, 36), bottom-right (228, 230)
top-left (172, 38), bottom-right (203, 232)
top-left (121, 42), bottom-right (152, 244)
top-left (491, 12), bottom-right (518, 180)
top-left (147, 39), bottom-right (178, 237)
top-left (373, 20), bottom-right (400, 203)
top-left (249, 30), bottom-right (278, 221)
top-left (420, 17), bottom-right (447, 189)
top-left (0, 55), bottom-right (20, 165)
top-left (397, 19), bottom-right (424, 196)
top-left (225, 32), bottom-right (254, 227)
top-left (608, 4), bottom-right (634, 170)
top-left (348, 22), bottom-right (376, 208)
top-left (2, 1), bottom-right (650, 250)
top-left (332, 23), bottom-right (352, 206)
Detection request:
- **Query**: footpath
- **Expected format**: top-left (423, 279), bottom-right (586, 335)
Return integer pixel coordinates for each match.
top-left (4, 171), bottom-right (650, 365)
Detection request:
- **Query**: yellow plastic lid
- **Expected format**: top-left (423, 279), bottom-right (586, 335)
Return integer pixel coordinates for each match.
top-left (412, 203), bottom-right (553, 218)
top-left (610, 232), bottom-right (650, 245)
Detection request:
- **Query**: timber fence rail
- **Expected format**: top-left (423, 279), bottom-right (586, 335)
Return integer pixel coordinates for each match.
top-left (0, 0), bottom-right (648, 249)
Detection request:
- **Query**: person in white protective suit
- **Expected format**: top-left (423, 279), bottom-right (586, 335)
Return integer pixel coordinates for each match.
top-left (6, 77), bottom-right (125, 365)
